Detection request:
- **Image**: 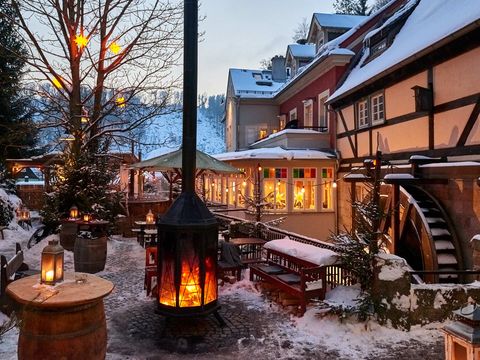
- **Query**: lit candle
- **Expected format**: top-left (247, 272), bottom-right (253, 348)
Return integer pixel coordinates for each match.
top-left (46, 270), bottom-right (54, 282)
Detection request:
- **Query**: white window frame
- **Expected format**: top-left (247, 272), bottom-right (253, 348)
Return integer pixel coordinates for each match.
top-left (303, 99), bottom-right (313, 128)
top-left (318, 90), bottom-right (329, 133)
top-left (371, 92), bottom-right (385, 125)
top-left (289, 108), bottom-right (297, 121)
top-left (356, 99), bottom-right (369, 129)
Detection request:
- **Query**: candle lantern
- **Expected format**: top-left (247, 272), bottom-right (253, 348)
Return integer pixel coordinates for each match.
top-left (19, 207), bottom-right (30, 221)
top-left (83, 213), bottom-right (92, 222)
top-left (146, 209), bottom-right (155, 224)
top-left (41, 239), bottom-right (64, 285)
top-left (69, 205), bottom-right (79, 220)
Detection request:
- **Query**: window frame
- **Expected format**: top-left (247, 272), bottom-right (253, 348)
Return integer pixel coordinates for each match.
top-left (303, 99), bottom-right (313, 128)
top-left (262, 167), bottom-right (288, 212)
top-left (317, 89), bottom-right (330, 133)
top-left (371, 92), bottom-right (385, 125)
top-left (355, 91), bottom-right (385, 129)
top-left (356, 98), bottom-right (369, 129)
top-left (292, 168), bottom-right (317, 212)
top-left (289, 108), bottom-right (297, 121)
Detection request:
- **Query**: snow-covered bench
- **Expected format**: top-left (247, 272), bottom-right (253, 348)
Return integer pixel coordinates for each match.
top-left (249, 238), bottom-right (338, 315)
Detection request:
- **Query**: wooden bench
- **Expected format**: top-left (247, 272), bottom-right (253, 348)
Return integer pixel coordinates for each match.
top-left (249, 239), bottom-right (339, 315)
top-left (0, 243), bottom-right (28, 297)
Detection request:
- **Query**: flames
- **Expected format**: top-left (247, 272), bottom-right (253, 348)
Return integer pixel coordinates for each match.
top-left (159, 256), bottom-right (217, 307)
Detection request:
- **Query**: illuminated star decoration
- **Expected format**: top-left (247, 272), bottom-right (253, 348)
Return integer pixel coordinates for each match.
top-left (116, 97), bottom-right (126, 108)
top-left (74, 34), bottom-right (88, 48)
top-left (109, 42), bottom-right (121, 55)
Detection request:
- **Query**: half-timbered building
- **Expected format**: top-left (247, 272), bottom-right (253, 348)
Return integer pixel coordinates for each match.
top-left (329, 0), bottom-right (480, 281)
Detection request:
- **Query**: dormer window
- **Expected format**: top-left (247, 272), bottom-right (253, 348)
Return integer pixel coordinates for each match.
top-left (371, 38), bottom-right (387, 57)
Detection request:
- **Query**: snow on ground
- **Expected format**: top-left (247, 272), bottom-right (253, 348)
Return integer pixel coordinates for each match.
top-left (1, 232), bottom-right (445, 359)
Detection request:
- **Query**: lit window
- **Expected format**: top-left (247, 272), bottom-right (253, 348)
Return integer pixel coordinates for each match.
top-left (263, 168), bottom-right (287, 211)
top-left (321, 168), bottom-right (334, 210)
top-left (371, 93), bottom-right (385, 125)
top-left (259, 129), bottom-right (267, 139)
top-left (293, 168), bottom-right (316, 211)
top-left (356, 99), bottom-right (368, 128)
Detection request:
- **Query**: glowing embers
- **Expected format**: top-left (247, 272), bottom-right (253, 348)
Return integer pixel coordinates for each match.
top-left (159, 251), bottom-right (217, 308)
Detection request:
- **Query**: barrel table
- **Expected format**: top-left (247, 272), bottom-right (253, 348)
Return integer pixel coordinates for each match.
top-left (6, 272), bottom-right (114, 360)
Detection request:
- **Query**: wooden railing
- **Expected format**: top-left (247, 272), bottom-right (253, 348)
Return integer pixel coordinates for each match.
top-left (325, 265), bottom-right (357, 289)
top-left (213, 212), bottom-right (338, 251)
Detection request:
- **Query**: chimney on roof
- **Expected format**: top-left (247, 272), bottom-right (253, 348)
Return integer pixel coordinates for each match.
top-left (296, 39), bottom-right (307, 45)
top-left (271, 55), bottom-right (286, 83)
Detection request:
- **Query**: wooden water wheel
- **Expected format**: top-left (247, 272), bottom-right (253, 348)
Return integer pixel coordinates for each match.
top-left (380, 184), bottom-right (463, 283)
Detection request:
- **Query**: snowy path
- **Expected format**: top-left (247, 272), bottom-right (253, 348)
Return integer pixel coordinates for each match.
top-left (1, 235), bottom-right (445, 359)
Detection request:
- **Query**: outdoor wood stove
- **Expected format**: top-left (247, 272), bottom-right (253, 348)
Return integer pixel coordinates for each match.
top-left (156, 0), bottom-right (222, 323)
top-left (156, 193), bottom-right (219, 317)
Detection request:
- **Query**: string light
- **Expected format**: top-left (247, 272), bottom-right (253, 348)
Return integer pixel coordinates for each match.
top-left (52, 77), bottom-right (62, 89)
top-left (116, 97), bottom-right (126, 108)
top-left (109, 42), bottom-right (121, 54)
top-left (74, 34), bottom-right (88, 48)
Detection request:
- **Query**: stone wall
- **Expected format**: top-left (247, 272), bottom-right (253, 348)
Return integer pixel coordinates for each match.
top-left (373, 253), bottom-right (480, 330)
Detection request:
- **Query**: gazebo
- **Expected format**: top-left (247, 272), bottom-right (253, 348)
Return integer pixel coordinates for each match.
top-left (129, 147), bottom-right (242, 201)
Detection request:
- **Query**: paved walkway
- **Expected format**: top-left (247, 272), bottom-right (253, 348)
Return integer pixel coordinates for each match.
top-left (101, 236), bottom-right (445, 360)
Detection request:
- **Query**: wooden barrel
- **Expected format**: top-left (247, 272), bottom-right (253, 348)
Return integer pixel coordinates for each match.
top-left (18, 300), bottom-right (107, 360)
top-left (60, 221), bottom-right (78, 251)
top-left (74, 236), bottom-right (107, 273)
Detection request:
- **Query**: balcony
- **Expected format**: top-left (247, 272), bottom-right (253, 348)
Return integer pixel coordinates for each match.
top-left (250, 127), bottom-right (331, 150)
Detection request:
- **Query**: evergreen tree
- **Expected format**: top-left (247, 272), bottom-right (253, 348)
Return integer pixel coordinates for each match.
top-left (0, 0), bottom-right (36, 163)
top-left (332, 151), bottom-right (387, 320)
top-left (334, 0), bottom-right (370, 15)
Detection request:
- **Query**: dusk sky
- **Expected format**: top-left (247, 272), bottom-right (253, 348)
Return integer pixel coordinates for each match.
top-left (197, 0), bottom-right (335, 96)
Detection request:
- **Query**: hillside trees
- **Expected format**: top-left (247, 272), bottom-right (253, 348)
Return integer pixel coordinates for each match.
top-left (334, 0), bottom-right (369, 15)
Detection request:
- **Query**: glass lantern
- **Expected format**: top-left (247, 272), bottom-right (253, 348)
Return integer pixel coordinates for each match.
top-left (41, 239), bottom-right (64, 285)
top-left (69, 205), bottom-right (79, 219)
top-left (146, 209), bottom-right (155, 224)
top-left (19, 207), bottom-right (30, 221)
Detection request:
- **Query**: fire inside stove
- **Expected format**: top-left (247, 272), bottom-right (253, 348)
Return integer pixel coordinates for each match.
top-left (159, 252), bottom-right (217, 307)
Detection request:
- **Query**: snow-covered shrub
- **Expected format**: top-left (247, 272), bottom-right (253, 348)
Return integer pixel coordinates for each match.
top-left (0, 169), bottom-right (15, 226)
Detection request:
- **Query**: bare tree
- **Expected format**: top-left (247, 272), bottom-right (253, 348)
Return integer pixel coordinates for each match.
top-left (292, 17), bottom-right (309, 42)
top-left (3, 0), bottom-right (184, 160)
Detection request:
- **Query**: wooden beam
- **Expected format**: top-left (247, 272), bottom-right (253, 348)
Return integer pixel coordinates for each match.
top-left (338, 109), bottom-right (357, 158)
top-left (457, 96), bottom-right (480, 146)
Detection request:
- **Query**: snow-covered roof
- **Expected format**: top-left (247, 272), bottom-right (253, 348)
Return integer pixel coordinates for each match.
top-left (314, 13), bottom-right (367, 29)
top-left (287, 44), bottom-right (316, 59)
top-left (329, 0), bottom-right (480, 102)
top-left (229, 68), bottom-right (285, 98)
top-left (213, 147), bottom-right (336, 161)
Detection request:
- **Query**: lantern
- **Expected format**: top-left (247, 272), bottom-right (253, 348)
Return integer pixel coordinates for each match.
top-left (146, 210), bottom-right (155, 224)
top-left (19, 207), bottom-right (30, 221)
top-left (443, 302), bottom-right (480, 359)
top-left (83, 214), bottom-right (92, 222)
top-left (40, 239), bottom-right (64, 285)
top-left (69, 205), bottom-right (79, 220)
